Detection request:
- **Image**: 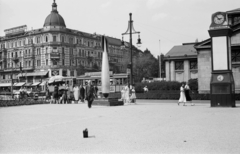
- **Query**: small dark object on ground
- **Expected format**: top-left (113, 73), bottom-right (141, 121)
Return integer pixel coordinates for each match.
top-left (83, 128), bottom-right (88, 138)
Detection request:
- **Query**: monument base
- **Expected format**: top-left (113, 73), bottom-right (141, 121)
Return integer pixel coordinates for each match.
top-left (93, 97), bottom-right (124, 106)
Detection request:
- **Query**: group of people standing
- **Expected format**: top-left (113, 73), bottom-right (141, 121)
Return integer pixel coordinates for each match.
top-left (121, 85), bottom-right (137, 104)
top-left (49, 81), bottom-right (98, 109)
top-left (178, 82), bottom-right (194, 106)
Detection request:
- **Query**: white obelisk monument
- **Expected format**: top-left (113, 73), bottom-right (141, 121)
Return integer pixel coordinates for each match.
top-left (101, 36), bottom-right (110, 98)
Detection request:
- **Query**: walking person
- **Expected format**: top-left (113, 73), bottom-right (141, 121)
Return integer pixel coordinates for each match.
top-left (94, 84), bottom-right (98, 98)
top-left (124, 85), bottom-right (130, 104)
top-left (185, 82), bottom-right (194, 106)
top-left (45, 86), bottom-right (50, 103)
top-left (66, 84), bottom-right (71, 104)
top-left (178, 83), bottom-right (186, 106)
top-left (121, 87), bottom-right (126, 103)
top-left (79, 84), bottom-right (85, 103)
top-left (62, 88), bottom-right (67, 104)
top-left (130, 85), bottom-right (137, 104)
top-left (73, 84), bottom-right (79, 104)
top-left (85, 81), bottom-right (95, 108)
top-left (53, 85), bottom-right (59, 104)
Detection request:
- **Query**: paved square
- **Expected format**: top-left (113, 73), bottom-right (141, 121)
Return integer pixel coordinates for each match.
top-left (0, 100), bottom-right (240, 154)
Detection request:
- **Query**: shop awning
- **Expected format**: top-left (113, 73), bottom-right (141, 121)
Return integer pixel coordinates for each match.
top-left (18, 71), bottom-right (48, 77)
top-left (0, 83), bottom-right (12, 87)
top-left (32, 82), bottom-right (41, 86)
top-left (24, 83), bottom-right (32, 86)
top-left (40, 81), bottom-right (46, 86)
top-left (14, 82), bottom-right (25, 87)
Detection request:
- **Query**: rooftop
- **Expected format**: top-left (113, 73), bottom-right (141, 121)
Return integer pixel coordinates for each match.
top-left (165, 43), bottom-right (197, 58)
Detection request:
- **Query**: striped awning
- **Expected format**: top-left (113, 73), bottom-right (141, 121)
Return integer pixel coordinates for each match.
top-left (0, 83), bottom-right (12, 87)
top-left (24, 83), bottom-right (32, 86)
top-left (14, 82), bottom-right (25, 87)
top-left (32, 82), bottom-right (41, 86)
top-left (40, 81), bottom-right (46, 86)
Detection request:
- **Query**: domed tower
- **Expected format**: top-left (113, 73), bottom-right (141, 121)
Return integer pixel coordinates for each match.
top-left (43, 0), bottom-right (66, 28)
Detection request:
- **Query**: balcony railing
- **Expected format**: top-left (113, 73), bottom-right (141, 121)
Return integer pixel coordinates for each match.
top-left (12, 56), bottom-right (20, 62)
top-left (49, 52), bottom-right (60, 59)
top-left (23, 54), bottom-right (34, 58)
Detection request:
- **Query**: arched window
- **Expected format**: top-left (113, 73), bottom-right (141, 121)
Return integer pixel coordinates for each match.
top-left (45, 35), bottom-right (48, 42)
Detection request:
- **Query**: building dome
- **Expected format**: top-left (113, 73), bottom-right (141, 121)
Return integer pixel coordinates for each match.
top-left (43, 0), bottom-right (66, 27)
top-left (44, 12), bottom-right (66, 27)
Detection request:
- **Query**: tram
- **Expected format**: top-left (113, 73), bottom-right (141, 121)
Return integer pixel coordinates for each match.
top-left (76, 71), bottom-right (129, 93)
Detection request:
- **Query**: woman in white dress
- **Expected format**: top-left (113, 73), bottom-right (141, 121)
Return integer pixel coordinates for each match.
top-left (124, 85), bottom-right (130, 104)
top-left (121, 87), bottom-right (126, 103)
top-left (178, 83), bottom-right (186, 106)
top-left (73, 84), bottom-right (80, 104)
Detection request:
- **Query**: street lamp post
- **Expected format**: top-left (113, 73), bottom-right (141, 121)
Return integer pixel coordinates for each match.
top-left (122, 13), bottom-right (142, 86)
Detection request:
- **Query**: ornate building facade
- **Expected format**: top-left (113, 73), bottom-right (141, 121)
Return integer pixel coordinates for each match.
top-left (0, 1), bottom-right (131, 84)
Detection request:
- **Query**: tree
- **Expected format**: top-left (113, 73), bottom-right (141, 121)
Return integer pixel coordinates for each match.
top-left (133, 49), bottom-right (159, 83)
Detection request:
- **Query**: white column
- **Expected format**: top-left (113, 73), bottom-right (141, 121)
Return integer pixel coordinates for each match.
top-left (170, 61), bottom-right (175, 81)
top-left (184, 60), bottom-right (190, 82)
top-left (165, 61), bottom-right (170, 81)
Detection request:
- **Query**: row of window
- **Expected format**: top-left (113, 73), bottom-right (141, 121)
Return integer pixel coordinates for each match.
top-left (1, 34), bottom-right (102, 49)
top-left (175, 61), bottom-right (198, 70)
top-left (173, 50), bottom-right (240, 70)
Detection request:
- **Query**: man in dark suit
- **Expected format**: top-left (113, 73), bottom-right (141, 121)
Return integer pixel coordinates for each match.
top-left (85, 81), bottom-right (95, 108)
top-left (79, 84), bottom-right (85, 103)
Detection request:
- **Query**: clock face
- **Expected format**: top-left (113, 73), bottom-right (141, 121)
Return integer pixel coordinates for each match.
top-left (214, 14), bottom-right (225, 25)
top-left (217, 75), bottom-right (224, 81)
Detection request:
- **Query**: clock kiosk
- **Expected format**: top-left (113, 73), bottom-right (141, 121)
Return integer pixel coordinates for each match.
top-left (208, 12), bottom-right (235, 107)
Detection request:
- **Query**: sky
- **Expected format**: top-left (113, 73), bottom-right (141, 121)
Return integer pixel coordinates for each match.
top-left (0, 0), bottom-right (239, 58)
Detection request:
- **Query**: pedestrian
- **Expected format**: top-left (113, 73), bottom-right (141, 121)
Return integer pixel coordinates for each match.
top-left (66, 84), bottom-right (71, 104)
top-left (73, 84), bottom-right (79, 104)
top-left (62, 89), bottom-right (67, 104)
top-left (121, 87), bottom-right (125, 103)
top-left (178, 83), bottom-right (186, 106)
top-left (130, 85), bottom-right (137, 104)
top-left (85, 81), bottom-right (95, 108)
top-left (53, 85), bottom-right (59, 104)
top-left (143, 86), bottom-right (148, 93)
top-left (45, 86), bottom-right (50, 103)
top-left (185, 82), bottom-right (194, 106)
top-left (124, 85), bottom-right (130, 104)
top-left (94, 84), bottom-right (98, 98)
top-left (79, 84), bottom-right (85, 103)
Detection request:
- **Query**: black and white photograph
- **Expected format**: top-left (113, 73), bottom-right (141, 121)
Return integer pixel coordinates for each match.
top-left (0, 0), bottom-right (240, 153)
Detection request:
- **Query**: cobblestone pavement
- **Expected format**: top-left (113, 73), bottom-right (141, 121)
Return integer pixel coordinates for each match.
top-left (0, 100), bottom-right (240, 154)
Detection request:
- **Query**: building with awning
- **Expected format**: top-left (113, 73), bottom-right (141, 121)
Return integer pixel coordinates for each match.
top-left (0, 83), bottom-right (12, 87)
top-left (40, 81), bottom-right (47, 86)
top-left (0, 0), bottom-right (135, 85)
top-left (24, 83), bottom-right (32, 87)
top-left (13, 82), bottom-right (25, 87)
top-left (31, 82), bottom-right (41, 86)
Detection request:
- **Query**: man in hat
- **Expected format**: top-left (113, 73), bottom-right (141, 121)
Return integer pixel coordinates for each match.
top-left (85, 80), bottom-right (95, 108)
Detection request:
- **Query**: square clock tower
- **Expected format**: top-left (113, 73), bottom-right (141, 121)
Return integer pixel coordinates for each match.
top-left (208, 12), bottom-right (235, 107)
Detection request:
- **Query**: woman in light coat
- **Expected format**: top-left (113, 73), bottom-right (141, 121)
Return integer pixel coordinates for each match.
top-left (73, 84), bottom-right (80, 104)
top-left (124, 85), bottom-right (130, 104)
top-left (178, 83), bottom-right (186, 106)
